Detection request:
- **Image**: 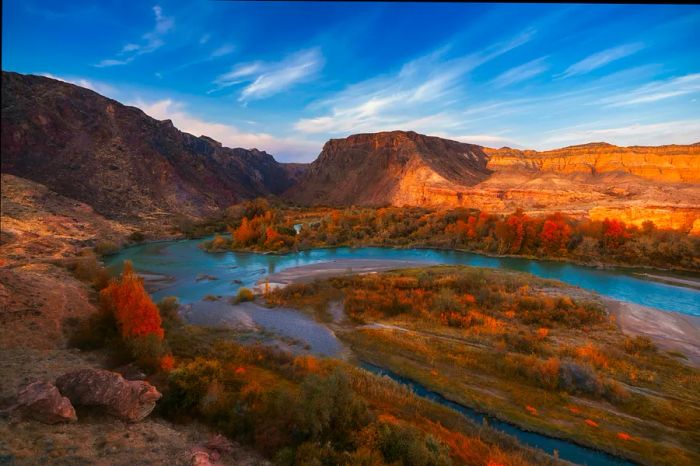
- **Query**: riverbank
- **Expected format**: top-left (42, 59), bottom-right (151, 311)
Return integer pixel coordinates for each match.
top-left (606, 299), bottom-right (700, 367)
top-left (255, 259), bottom-right (438, 290)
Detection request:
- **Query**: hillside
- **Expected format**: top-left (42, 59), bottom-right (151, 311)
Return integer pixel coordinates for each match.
top-left (286, 131), bottom-right (491, 206)
top-left (1, 72), bottom-right (294, 225)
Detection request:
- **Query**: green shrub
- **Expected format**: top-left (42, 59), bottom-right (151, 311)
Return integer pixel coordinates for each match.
top-left (94, 240), bottom-right (119, 256)
top-left (377, 421), bottom-right (451, 466)
top-left (624, 335), bottom-right (657, 355)
top-left (233, 287), bottom-right (255, 304)
top-left (157, 297), bottom-right (182, 331)
top-left (128, 231), bottom-right (146, 242)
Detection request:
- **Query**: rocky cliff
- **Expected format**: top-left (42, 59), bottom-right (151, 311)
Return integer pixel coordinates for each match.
top-left (1, 72), bottom-right (294, 223)
top-left (485, 142), bottom-right (700, 183)
top-left (287, 132), bottom-right (700, 233)
top-left (286, 131), bottom-right (491, 206)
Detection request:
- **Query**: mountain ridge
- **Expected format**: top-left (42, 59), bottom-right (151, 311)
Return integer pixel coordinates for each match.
top-left (1, 71), bottom-right (294, 224)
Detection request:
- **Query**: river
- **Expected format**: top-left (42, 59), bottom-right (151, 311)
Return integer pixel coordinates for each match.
top-left (105, 239), bottom-right (699, 465)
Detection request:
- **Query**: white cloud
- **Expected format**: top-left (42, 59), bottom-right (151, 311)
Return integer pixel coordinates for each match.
top-left (199, 33), bottom-right (211, 45)
top-left (209, 44), bottom-right (235, 59)
top-left (133, 98), bottom-right (321, 161)
top-left (560, 42), bottom-right (644, 78)
top-left (492, 56), bottom-right (548, 88)
top-left (213, 48), bottom-right (324, 102)
top-left (95, 5), bottom-right (174, 67)
top-left (598, 73), bottom-right (700, 107)
top-left (294, 29), bottom-right (536, 136)
top-left (540, 120), bottom-right (700, 148)
top-left (39, 73), bottom-right (117, 98)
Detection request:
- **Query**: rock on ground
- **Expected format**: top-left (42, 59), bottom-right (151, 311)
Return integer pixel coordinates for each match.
top-left (13, 381), bottom-right (77, 424)
top-left (55, 369), bottom-right (161, 422)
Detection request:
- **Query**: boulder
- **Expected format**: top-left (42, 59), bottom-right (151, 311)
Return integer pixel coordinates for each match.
top-left (14, 381), bottom-right (77, 424)
top-left (55, 368), bottom-right (161, 422)
top-left (190, 449), bottom-right (213, 466)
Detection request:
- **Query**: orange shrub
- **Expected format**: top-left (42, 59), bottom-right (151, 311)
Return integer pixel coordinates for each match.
top-left (100, 261), bottom-right (164, 340)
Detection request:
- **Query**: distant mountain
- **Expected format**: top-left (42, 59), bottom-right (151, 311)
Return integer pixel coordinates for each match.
top-left (1, 71), bottom-right (294, 222)
top-left (286, 131), bottom-right (492, 206)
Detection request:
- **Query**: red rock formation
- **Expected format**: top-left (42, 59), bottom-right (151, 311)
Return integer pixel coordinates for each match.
top-left (286, 131), bottom-right (491, 206)
top-left (13, 381), bottom-right (77, 424)
top-left (485, 142), bottom-right (700, 183)
top-left (55, 368), bottom-right (161, 422)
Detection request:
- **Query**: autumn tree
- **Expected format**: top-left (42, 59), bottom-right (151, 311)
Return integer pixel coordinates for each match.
top-left (539, 213), bottom-right (572, 255)
top-left (101, 261), bottom-right (164, 339)
top-left (100, 261), bottom-right (168, 370)
top-left (602, 219), bottom-right (629, 250)
top-left (233, 217), bottom-right (259, 246)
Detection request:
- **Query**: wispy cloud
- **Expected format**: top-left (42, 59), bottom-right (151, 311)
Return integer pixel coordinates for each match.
top-left (133, 98), bottom-right (321, 161)
top-left (492, 56), bottom-right (548, 88)
top-left (295, 28), bottom-right (536, 135)
top-left (559, 42), bottom-right (644, 78)
top-left (597, 73), bottom-right (700, 107)
top-left (213, 48), bottom-right (324, 102)
top-left (540, 119), bottom-right (700, 148)
top-left (95, 5), bottom-right (174, 67)
top-left (209, 44), bottom-right (235, 59)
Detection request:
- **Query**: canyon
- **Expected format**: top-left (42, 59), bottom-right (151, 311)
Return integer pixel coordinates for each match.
top-left (289, 132), bottom-right (700, 234)
top-left (3, 71), bottom-right (698, 234)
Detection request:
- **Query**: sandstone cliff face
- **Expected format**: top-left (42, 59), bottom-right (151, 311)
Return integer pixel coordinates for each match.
top-left (286, 131), bottom-right (491, 206)
top-left (485, 143), bottom-right (700, 183)
top-left (287, 132), bottom-right (700, 233)
top-left (1, 72), bottom-right (294, 222)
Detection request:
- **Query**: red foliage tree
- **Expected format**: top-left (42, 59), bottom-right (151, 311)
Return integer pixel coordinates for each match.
top-left (540, 213), bottom-right (572, 254)
top-left (602, 219), bottom-right (630, 250)
top-left (100, 261), bottom-right (164, 340)
top-left (233, 217), bottom-right (259, 246)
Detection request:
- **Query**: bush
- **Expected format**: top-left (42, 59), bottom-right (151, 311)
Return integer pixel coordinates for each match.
top-left (233, 287), bottom-right (255, 304)
top-left (69, 252), bottom-right (111, 290)
top-left (94, 240), bottom-right (119, 256)
top-left (161, 357), bottom-right (224, 415)
top-left (624, 335), bottom-right (657, 355)
top-left (128, 231), bottom-right (146, 242)
top-left (377, 421), bottom-right (451, 466)
top-left (158, 297), bottom-right (182, 331)
top-left (559, 361), bottom-right (603, 397)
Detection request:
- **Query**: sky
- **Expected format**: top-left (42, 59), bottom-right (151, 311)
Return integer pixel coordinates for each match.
top-left (2, 1), bottom-right (700, 162)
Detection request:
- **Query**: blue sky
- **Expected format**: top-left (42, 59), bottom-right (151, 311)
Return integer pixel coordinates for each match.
top-left (3, 1), bottom-right (699, 162)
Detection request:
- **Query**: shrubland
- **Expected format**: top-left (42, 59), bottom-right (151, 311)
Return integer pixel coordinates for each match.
top-left (266, 266), bottom-right (700, 466)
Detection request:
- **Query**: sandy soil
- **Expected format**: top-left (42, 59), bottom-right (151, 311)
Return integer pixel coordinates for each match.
top-left (634, 273), bottom-right (700, 290)
top-left (257, 259), bottom-right (437, 289)
top-left (606, 298), bottom-right (700, 367)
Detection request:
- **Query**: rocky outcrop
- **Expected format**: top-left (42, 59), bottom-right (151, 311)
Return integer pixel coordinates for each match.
top-left (55, 368), bottom-right (161, 422)
top-left (286, 131), bottom-right (491, 206)
top-left (485, 142), bottom-right (700, 183)
top-left (286, 132), bottom-right (699, 230)
top-left (1, 72), bottom-right (294, 223)
top-left (13, 381), bottom-right (77, 424)
top-left (589, 205), bottom-right (700, 232)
